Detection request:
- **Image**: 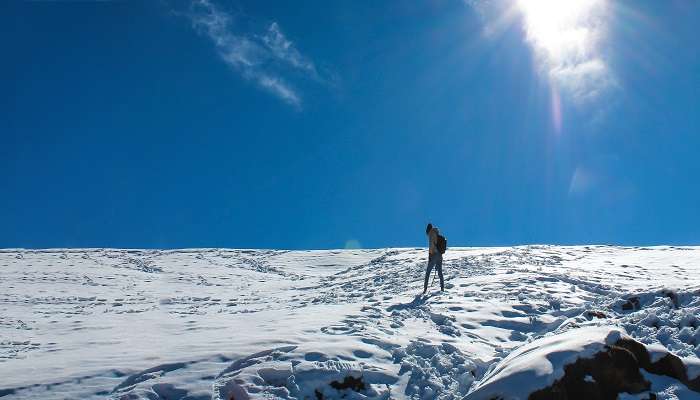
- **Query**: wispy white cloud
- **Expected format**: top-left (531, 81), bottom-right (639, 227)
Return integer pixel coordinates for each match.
top-left (261, 22), bottom-right (319, 78)
top-left (186, 0), bottom-right (321, 107)
top-left (257, 75), bottom-right (301, 106)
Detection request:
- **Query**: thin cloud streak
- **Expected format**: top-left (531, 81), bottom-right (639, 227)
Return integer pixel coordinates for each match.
top-left (187, 0), bottom-right (320, 107)
top-left (258, 75), bottom-right (301, 106)
top-left (261, 22), bottom-right (319, 78)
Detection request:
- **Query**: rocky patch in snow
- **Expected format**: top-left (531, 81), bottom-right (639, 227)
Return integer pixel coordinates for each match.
top-left (466, 327), bottom-right (700, 400)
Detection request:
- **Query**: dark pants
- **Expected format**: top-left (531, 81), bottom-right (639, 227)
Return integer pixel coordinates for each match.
top-left (423, 253), bottom-right (444, 292)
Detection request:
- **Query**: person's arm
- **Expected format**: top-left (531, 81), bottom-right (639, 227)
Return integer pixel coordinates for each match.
top-left (429, 230), bottom-right (437, 255)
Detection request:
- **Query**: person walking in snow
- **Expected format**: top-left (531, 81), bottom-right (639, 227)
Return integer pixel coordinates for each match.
top-left (423, 223), bottom-right (445, 293)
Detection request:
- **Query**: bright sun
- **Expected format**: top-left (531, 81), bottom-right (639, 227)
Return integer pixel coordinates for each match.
top-left (515, 0), bottom-right (610, 132)
top-left (517, 0), bottom-right (605, 64)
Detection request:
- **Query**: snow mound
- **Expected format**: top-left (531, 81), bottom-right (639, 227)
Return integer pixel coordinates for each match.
top-left (466, 326), bottom-right (623, 399)
top-left (466, 326), bottom-right (700, 400)
top-left (213, 346), bottom-right (396, 399)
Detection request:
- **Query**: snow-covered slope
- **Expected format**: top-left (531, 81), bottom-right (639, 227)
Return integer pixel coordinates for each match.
top-left (1, 246), bottom-right (699, 399)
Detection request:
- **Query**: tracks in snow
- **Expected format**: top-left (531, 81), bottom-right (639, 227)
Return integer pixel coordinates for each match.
top-left (1, 246), bottom-right (699, 399)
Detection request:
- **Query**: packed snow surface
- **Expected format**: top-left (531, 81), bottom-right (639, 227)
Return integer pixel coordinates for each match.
top-left (1, 246), bottom-right (699, 399)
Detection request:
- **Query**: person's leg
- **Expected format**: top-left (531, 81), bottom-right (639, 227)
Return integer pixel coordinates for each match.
top-left (437, 255), bottom-right (444, 291)
top-left (423, 256), bottom-right (435, 293)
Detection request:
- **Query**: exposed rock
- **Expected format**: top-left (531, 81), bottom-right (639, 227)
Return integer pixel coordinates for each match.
top-left (530, 336), bottom-right (700, 399)
top-left (329, 375), bottom-right (366, 392)
top-left (621, 296), bottom-right (641, 311)
top-left (529, 345), bottom-right (649, 399)
top-left (585, 310), bottom-right (607, 320)
top-left (465, 327), bottom-right (700, 400)
top-left (315, 376), bottom-right (366, 399)
top-left (661, 289), bottom-right (680, 308)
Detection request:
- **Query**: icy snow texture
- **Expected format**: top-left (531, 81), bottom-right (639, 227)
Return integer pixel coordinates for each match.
top-left (0, 246), bottom-right (699, 399)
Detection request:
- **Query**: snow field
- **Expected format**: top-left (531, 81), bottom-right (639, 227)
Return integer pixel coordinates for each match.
top-left (0, 246), bottom-right (699, 399)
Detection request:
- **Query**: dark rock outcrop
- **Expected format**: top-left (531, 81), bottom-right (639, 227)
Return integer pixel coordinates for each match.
top-left (466, 327), bottom-right (699, 400)
top-left (584, 310), bottom-right (607, 320)
top-left (315, 376), bottom-right (367, 399)
top-left (621, 296), bottom-right (641, 311)
top-left (529, 336), bottom-right (699, 399)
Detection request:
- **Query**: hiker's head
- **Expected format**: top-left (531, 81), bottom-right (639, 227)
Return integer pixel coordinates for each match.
top-left (425, 223), bottom-right (432, 235)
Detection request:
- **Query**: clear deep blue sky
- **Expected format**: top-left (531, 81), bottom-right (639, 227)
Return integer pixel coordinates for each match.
top-left (2, 1), bottom-right (699, 249)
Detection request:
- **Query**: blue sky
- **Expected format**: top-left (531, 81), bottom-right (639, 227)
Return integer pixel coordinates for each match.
top-left (2, 0), bottom-right (699, 249)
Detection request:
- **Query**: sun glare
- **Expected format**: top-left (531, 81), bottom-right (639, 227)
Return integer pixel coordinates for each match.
top-left (517, 0), bottom-right (604, 64)
top-left (516, 0), bottom-right (610, 132)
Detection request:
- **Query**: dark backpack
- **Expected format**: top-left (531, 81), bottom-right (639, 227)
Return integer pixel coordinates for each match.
top-left (436, 234), bottom-right (447, 254)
